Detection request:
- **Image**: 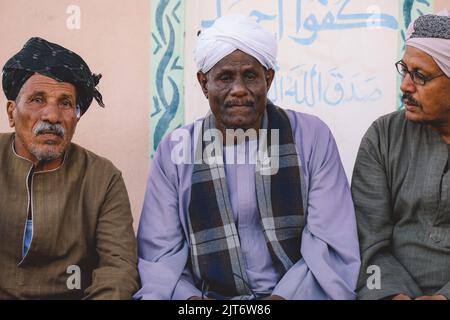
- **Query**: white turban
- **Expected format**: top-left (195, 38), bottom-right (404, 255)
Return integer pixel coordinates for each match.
top-left (406, 9), bottom-right (450, 77)
top-left (194, 14), bottom-right (277, 73)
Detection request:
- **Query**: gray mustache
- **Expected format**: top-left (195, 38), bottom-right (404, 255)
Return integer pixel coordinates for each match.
top-left (33, 122), bottom-right (65, 138)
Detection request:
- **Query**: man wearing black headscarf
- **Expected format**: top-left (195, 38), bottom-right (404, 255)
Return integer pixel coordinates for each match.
top-left (0, 37), bottom-right (139, 299)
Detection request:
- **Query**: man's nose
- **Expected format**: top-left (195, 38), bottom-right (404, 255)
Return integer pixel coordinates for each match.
top-left (400, 73), bottom-right (416, 94)
top-left (230, 76), bottom-right (249, 97)
top-left (40, 100), bottom-right (62, 123)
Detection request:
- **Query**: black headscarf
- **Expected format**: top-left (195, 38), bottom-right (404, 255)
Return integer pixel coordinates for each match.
top-left (2, 37), bottom-right (104, 116)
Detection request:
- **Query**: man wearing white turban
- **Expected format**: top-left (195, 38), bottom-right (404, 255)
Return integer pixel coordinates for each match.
top-left (135, 14), bottom-right (360, 300)
top-left (194, 14), bottom-right (277, 74)
top-left (352, 10), bottom-right (450, 300)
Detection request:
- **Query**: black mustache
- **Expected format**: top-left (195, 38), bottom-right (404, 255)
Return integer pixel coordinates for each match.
top-left (402, 92), bottom-right (420, 107)
top-left (224, 100), bottom-right (254, 108)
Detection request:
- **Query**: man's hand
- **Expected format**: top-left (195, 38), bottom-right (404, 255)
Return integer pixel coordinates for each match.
top-left (391, 294), bottom-right (413, 300)
top-left (188, 296), bottom-right (215, 300)
top-left (415, 295), bottom-right (448, 300)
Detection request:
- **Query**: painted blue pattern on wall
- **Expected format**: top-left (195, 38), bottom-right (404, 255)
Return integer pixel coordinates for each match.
top-left (397, 0), bottom-right (433, 109)
top-left (151, 0), bottom-right (184, 156)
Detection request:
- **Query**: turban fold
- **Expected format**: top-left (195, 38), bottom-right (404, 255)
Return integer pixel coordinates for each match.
top-left (406, 9), bottom-right (450, 78)
top-left (194, 14), bottom-right (277, 73)
top-left (2, 37), bottom-right (104, 116)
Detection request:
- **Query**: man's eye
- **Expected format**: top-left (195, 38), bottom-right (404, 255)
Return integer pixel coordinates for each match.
top-left (60, 100), bottom-right (73, 108)
top-left (245, 73), bottom-right (256, 80)
top-left (31, 97), bottom-right (44, 104)
top-left (400, 66), bottom-right (408, 74)
top-left (413, 71), bottom-right (427, 82)
top-left (218, 74), bottom-right (232, 81)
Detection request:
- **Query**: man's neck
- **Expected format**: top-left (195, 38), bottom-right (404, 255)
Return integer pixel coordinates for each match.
top-left (12, 137), bottom-right (66, 171)
top-left (216, 119), bottom-right (264, 146)
top-left (428, 124), bottom-right (450, 144)
top-left (35, 156), bottom-right (64, 172)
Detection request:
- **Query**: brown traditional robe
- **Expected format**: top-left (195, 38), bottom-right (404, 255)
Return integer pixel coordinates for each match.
top-left (0, 133), bottom-right (139, 299)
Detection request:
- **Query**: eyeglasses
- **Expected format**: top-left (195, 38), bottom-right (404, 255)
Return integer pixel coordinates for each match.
top-left (395, 60), bottom-right (446, 86)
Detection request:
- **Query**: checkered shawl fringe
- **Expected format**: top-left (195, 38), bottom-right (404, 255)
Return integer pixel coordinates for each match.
top-left (187, 102), bottom-right (306, 297)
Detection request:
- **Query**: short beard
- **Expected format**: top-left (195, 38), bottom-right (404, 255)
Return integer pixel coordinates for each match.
top-left (28, 144), bottom-right (64, 162)
top-left (29, 121), bottom-right (67, 162)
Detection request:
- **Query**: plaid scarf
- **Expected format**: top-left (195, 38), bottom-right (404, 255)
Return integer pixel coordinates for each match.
top-left (187, 102), bottom-right (306, 298)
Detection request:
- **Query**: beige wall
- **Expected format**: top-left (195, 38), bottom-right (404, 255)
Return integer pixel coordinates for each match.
top-left (0, 0), bottom-right (151, 231)
top-left (435, 0), bottom-right (450, 11)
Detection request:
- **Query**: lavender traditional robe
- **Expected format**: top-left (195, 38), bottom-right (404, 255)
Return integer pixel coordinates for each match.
top-left (134, 109), bottom-right (360, 300)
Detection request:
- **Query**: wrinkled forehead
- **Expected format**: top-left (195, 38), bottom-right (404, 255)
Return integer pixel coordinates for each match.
top-left (19, 73), bottom-right (77, 97)
top-left (402, 46), bottom-right (441, 71)
top-left (209, 50), bottom-right (266, 73)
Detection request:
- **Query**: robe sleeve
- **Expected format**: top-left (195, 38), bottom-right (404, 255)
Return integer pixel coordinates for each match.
top-left (83, 171), bottom-right (140, 300)
top-left (272, 119), bottom-right (360, 299)
top-left (351, 121), bottom-right (423, 300)
top-left (133, 137), bottom-right (200, 300)
top-left (435, 282), bottom-right (450, 299)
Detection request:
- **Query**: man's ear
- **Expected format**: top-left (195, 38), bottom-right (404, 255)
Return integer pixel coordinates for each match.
top-left (197, 72), bottom-right (209, 99)
top-left (265, 69), bottom-right (275, 91)
top-left (6, 101), bottom-right (16, 128)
